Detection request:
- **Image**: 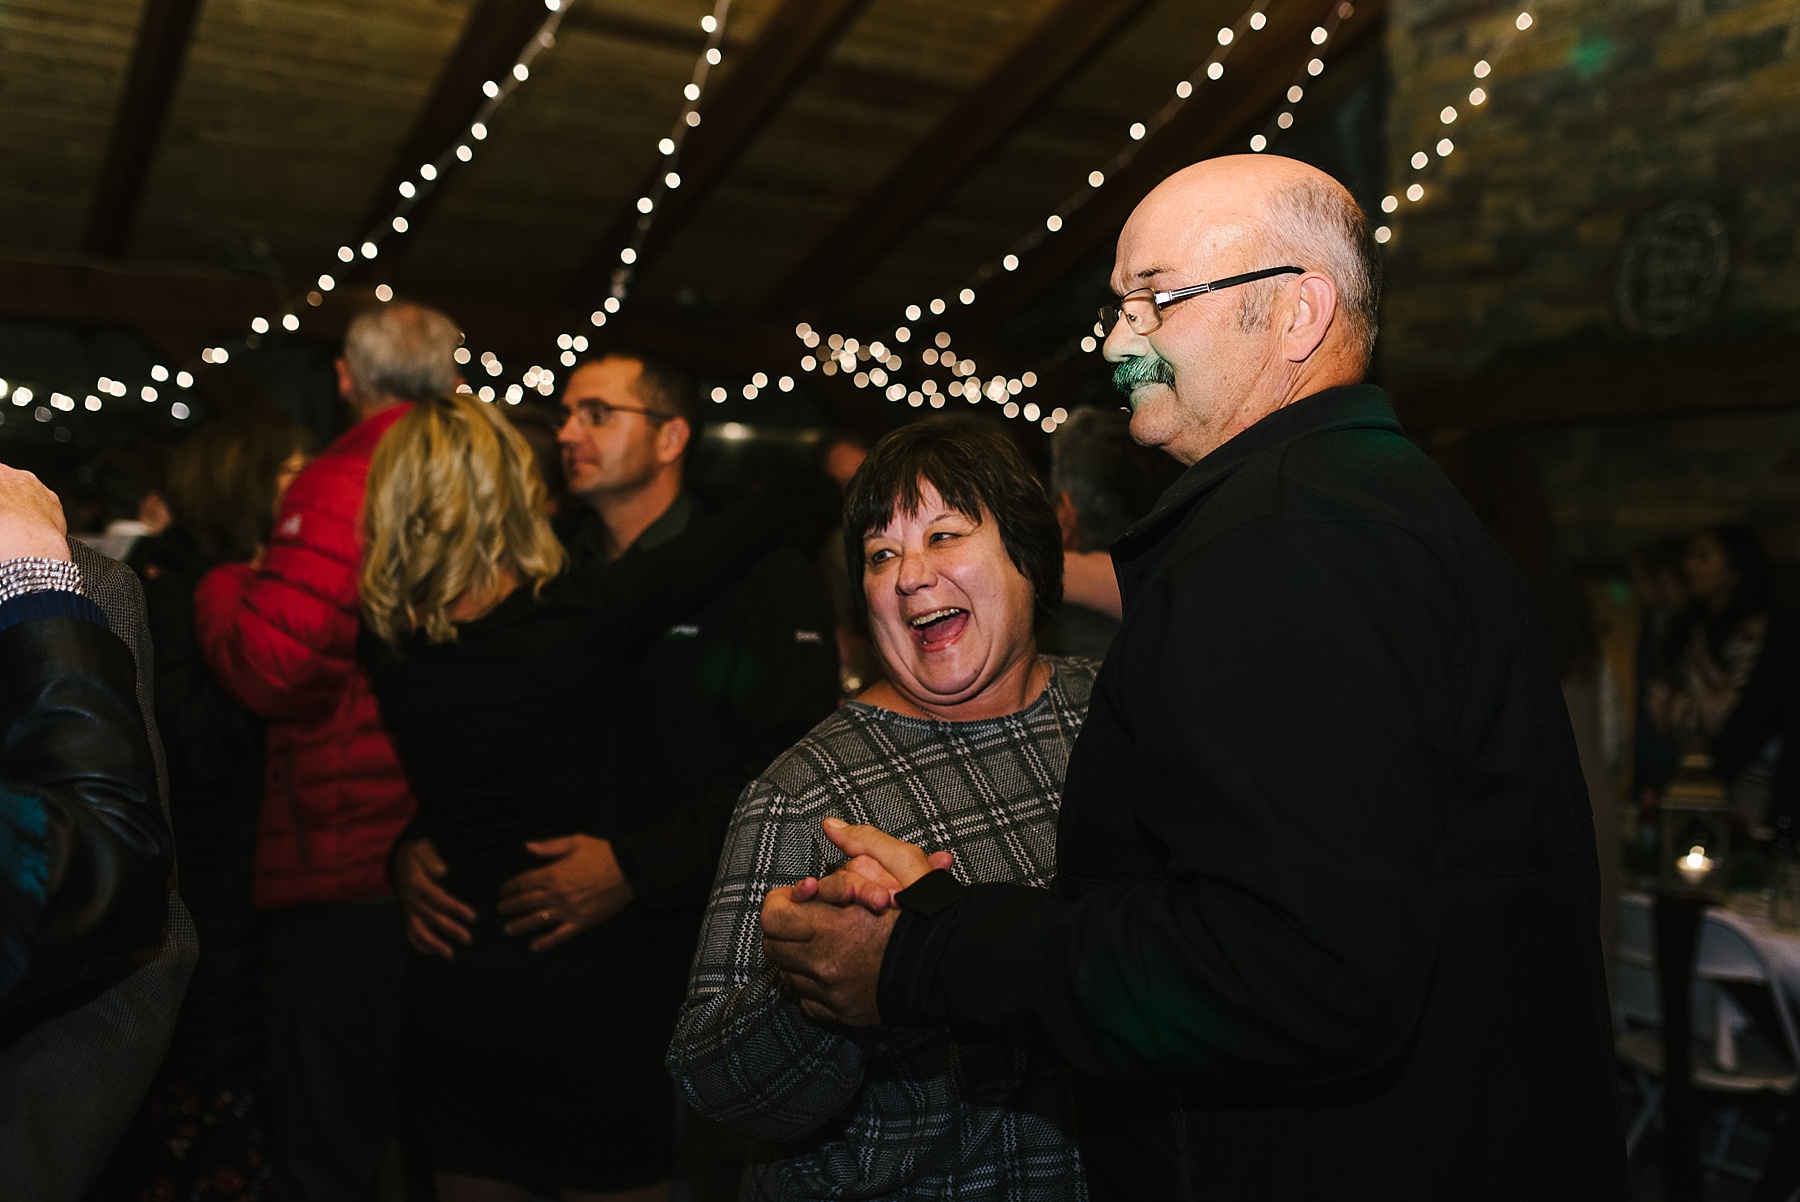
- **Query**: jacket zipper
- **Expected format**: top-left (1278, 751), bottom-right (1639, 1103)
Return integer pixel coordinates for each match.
top-left (284, 747), bottom-right (311, 865)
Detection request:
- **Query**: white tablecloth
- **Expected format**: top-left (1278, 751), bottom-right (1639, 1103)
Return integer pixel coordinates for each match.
top-left (1620, 891), bottom-right (1800, 1002)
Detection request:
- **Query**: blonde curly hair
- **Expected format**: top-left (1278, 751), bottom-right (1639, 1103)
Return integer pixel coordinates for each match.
top-left (360, 394), bottom-right (566, 647)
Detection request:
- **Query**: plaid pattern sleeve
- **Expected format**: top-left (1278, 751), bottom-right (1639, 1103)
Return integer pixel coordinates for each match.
top-left (667, 773), bottom-right (869, 1141)
top-left (668, 657), bottom-right (1096, 1202)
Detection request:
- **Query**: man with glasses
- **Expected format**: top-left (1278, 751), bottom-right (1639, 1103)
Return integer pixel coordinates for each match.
top-left (392, 349), bottom-right (838, 1198)
top-left (760, 155), bottom-right (1626, 1200)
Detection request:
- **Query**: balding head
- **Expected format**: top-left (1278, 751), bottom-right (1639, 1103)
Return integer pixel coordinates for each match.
top-left (1104, 156), bottom-right (1380, 465)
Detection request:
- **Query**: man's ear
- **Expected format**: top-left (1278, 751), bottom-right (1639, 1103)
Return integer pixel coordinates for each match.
top-left (659, 416), bottom-right (692, 466)
top-left (1055, 491), bottom-right (1081, 550)
top-left (1283, 273), bottom-right (1339, 364)
top-left (334, 357), bottom-right (355, 401)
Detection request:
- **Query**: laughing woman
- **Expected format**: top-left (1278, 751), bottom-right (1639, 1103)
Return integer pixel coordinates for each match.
top-left (668, 419), bottom-right (1093, 1201)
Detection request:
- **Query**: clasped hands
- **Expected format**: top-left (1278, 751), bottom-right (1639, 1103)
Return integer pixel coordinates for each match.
top-left (759, 816), bottom-right (952, 1028)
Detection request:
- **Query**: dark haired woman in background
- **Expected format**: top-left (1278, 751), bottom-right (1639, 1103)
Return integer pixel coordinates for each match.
top-left (1647, 525), bottom-right (1791, 835)
top-left (128, 417), bottom-right (312, 1201)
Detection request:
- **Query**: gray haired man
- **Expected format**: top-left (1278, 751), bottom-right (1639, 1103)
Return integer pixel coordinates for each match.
top-left (195, 302), bottom-right (462, 1200)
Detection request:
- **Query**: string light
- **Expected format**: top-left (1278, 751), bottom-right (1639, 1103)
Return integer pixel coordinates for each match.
top-left (1379, 10), bottom-right (1539, 243)
top-left (779, 0), bottom-right (1304, 429)
top-left (1249, 2), bottom-right (1355, 153)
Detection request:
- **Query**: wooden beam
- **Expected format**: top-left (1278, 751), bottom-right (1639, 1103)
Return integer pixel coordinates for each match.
top-left (955, 0), bottom-right (1388, 340)
top-left (81, 0), bottom-right (205, 256)
top-left (763, 0), bottom-right (1152, 322)
top-left (355, 0), bottom-right (553, 272)
top-left (0, 258), bottom-right (793, 378)
top-left (560, 0), bottom-right (874, 304)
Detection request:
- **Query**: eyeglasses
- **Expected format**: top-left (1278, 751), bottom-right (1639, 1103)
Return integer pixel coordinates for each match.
top-left (1098, 265), bottom-right (1305, 336)
top-left (561, 398), bottom-right (675, 429)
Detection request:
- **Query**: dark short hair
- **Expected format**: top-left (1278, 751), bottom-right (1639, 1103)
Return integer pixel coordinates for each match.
top-left (575, 349), bottom-right (703, 458)
top-left (1050, 406), bottom-right (1179, 551)
top-left (842, 418), bottom-right (1063, 629)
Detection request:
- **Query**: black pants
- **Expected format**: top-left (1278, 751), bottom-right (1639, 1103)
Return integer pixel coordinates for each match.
top-left (264, 900), bottom-right (408, 1202)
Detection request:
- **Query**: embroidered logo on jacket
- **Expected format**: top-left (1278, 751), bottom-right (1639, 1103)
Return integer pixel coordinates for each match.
top-left (663, 624), bottom-right (701, 639)
top-left (794, 629), bottom-right (823, 645)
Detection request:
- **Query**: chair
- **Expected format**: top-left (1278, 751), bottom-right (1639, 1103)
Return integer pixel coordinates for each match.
top-left (1617, 896), bottom-right (1800, 1181)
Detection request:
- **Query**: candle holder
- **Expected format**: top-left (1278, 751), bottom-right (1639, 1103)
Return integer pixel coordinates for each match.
top-left (1658, 751), bottom-right (1732, 897)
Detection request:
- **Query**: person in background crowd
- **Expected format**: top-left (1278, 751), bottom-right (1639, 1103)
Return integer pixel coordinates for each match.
top-left (360, 393), bottom-right (792, 1201)
top-left (128, 417), bottom-right (314, 1202)
top-left (1628, 536), bottom-right (1689, 800)
top-left (193, 302), bottom-right (462, 1202)
top-left (0, 463), bottom-right (195, 1202)
top-left (505, 403), bottom-right (570, 521)
top-left (815, 431), bottom-right (881, 696)
top-left (669, 420), bottom-right (1093, 1200)
top-left (71, 440), bottom-right (173, 563)
top-left (1647, 525), bottom-right (1787, 833)
top-left (1039, 406), bottom-right (1180, 660)
top-left (759, 155), bottom-right (1626, 1200)
top-left (821, 430), bottom-right (870, 493)
top-left (391, 350), bottom-right (838, 1202)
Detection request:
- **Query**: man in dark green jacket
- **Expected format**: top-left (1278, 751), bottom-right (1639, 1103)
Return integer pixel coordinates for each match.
top-left (762, 155), bottom-right (1627, 1200)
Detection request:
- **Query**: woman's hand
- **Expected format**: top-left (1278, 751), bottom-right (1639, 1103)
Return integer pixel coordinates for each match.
top-left (0, 466), bottom-right (70, 563)
top-left (497, 834), bottom-right (634, 952)
top-left (392, 837), bottom-right (474, 958)
top-left (789, 818), bottom-right (954, 914)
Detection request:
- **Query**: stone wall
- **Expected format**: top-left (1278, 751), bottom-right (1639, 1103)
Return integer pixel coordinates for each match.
top-left (1521, 408), bottom-right (1800, 564)
top-left (1380, 0), bottom-right (1800, 425)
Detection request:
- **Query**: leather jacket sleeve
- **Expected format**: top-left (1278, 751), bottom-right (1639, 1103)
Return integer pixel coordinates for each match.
top-left (0, 613), bottom-right (173, 1006)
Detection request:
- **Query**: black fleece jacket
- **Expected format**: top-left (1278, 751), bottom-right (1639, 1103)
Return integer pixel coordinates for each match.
top-left (881, 385), bottom-right (1628, 1202)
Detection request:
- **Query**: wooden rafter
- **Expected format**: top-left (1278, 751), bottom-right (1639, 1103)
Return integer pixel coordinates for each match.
top-left (80, 0), bottom-right (205, 256)
top-left (0, 258), bottom-right (792, 378)
top-left (763, 0), bottom-right (1153, 322)
top-left (355, 0), bottom-right (554, 273)
top-left (559, 0), bottom-right (875, 304)
top-left (955, 0), bottom-right (1389, 340)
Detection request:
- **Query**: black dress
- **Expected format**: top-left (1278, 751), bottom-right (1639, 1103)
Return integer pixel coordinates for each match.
top-left (360, 501), bottom-right (784, 1192)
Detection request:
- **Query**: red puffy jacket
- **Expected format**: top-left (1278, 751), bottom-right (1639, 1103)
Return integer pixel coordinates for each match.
top-left (194, 404), bottom-right (414, 908)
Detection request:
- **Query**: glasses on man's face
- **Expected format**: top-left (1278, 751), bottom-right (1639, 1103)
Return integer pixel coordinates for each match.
top-left (561, 398), bottom-right (674, 430)
top-left (1098, 265), bottom-right (1305, 337)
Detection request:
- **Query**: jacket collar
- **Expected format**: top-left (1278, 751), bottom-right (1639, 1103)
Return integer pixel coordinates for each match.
top-left (1113, 383), bottom-right (1400, 557)
top-left (339, 400), bottom-right (412, 454)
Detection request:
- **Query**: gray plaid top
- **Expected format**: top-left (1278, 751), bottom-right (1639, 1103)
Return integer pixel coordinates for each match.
top-left (669, 656), bottom-right (1096, 1202)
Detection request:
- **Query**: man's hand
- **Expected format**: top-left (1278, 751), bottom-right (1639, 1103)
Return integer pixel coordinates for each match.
top-left (762, 884), bottom-right (895, 1026)
top-left (790, 818), bottom-right (954, 913)
top-left (498, 834), bottom-right (634, 952)
top-left (393, 837), bottom-right (474, 959)
top-left (0, 466), bottom-right (70, 563)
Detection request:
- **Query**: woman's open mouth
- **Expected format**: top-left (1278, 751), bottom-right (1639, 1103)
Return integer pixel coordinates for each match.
top-left (908, 607), bottom-right (969, 650)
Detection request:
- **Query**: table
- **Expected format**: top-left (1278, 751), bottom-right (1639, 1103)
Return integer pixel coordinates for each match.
top-left (1621, 890), bottom-right (1800, 1004)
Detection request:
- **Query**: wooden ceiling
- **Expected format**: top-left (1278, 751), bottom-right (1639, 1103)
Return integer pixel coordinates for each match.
top-left (1, 0), bottom-right (1384, 391)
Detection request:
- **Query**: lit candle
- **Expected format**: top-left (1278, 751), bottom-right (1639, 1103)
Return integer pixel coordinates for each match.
top-left (1677, 845), bottom-right (1714, 887)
